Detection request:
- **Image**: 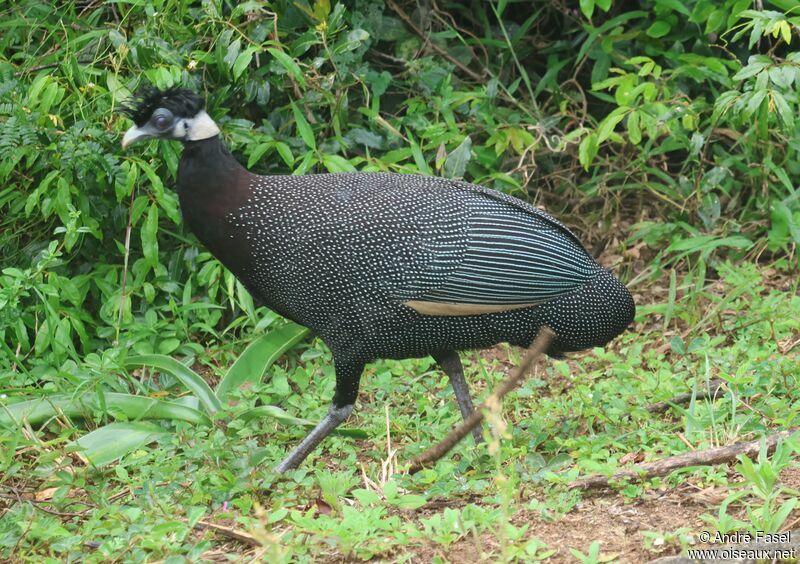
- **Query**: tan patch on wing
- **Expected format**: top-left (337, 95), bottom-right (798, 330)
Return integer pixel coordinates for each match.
top-left (402, 300), bottom-right (538, 316)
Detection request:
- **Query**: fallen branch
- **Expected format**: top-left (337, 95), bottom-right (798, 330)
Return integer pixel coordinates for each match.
top-left (570, 427), bottom-right (800, 490)
top-left (408, 327), bottom-right (554, 474)
top-left (646, 379), bottom-right (726, 413)
top-left (192, 520), bottom-right (261, 547)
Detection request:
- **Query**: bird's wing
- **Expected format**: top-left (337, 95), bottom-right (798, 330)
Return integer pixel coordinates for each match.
top-left (450, 178), bottom-right (586, 248)
top-left (389, 179), bottom-right (602, 315)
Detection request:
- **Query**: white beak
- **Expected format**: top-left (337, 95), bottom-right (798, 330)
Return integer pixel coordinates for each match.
top-left (121, 125), bottom-right (153, 149)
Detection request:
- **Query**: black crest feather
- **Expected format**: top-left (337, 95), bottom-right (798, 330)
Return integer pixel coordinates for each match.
top-left (121, 87), bottom-right (205, 126)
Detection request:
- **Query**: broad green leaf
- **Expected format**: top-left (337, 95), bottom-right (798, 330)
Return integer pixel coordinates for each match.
top-left (576, 11), bottom-right (647, 64)
top-left (656, 0), bottom-right (690, 15)
top-left (72, 422), bottom-right (167, 466)
top-left (290, 102), bottom-right (316, 150)
top-left (746, 89), bottom-right (767, 115)
top-left (668, 235), bottom-right (753, 253)
top-left (138, 160), bottom-right (166, 202)
top-left (233, 47), bottom-right (258, 80)
top-left (769, 202), bottom-right (791, 248)
top-left (769, 65), bottom-right (794, 89)
top-left (293, 151), bottom-right (318, 175)
top-left (597, 108), bottom-right (628, 143)
top-left (771, 91), bottom-right (794, 128)
top-left (223, 38), bottom-right (242, 70)
top-left (321, 154), bottom-right (357, 173)
top-left (443, 136), bottom-right (472, 179)
top-left (313, 0), bottom-right (331, 21)
top-left (646, 20), bottom-right (672, 38)
top-left (579, 133), bottom-right (598, 170)
top-left (236, 280), bottom-right (255, 320)
top-left (238, 404), bottom-right (367, 438)
top-left (779, 20), bottom-right (792, 45)
top-left (406, 130), bottom-right (431, 175)
top-left (25, 170), bottom-right (59, 216)
top-left (248, 142), bottom-right (272, 169)
top-left (125, 355), bottom-right (222, 415)
top-left (615, 75), bottom-right (641, 106)
top-left (580, 0), bottom-right (595, 19)
top-left (767, 0), bottom-right (797, 10)
top-left (216, 323), bottom-right (309, 401)
top-left (141, 204), bottom-right (158, 269)
top-left (0, 393), bottom-right (211, 428)
top-left (627, 110), bottom-right (642, 144)
top-left (352, 488), bottom-right (382, 505)
top-left (366, 70), bottom-right (391, 99)
top-left (392, 494), bottom-right (427, 510)
top-left (267, 48), bottom-right (306, 87)
top-left (274, 142), bottom-right (295, 167)
top-left (705, 8), bottom-right (726, 33)
top-left (734, 61), bottom-right (768, 81)
top-left (158, 338), bottom-right (181, 355)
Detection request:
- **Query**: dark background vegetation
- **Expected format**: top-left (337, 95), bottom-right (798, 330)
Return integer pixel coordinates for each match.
top-left (1, 0), bottom-right (799, 560)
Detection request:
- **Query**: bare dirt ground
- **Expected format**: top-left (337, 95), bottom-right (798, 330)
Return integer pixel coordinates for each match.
top-left (396, 468), bottom-right (800, 563)
top-left (455, 490), bottom-right (706, 562)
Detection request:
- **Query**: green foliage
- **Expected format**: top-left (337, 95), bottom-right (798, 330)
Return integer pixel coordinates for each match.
top-left (215, 323), bottom-right (308, 401)
top-left (1, 322), bottom-right (345, 467)
top-left (570, 540), bottom-right (606, 564)
top-left (1, 0), bottom-right (799, 560)
top-left (702, 436), bottom-right (800, 534)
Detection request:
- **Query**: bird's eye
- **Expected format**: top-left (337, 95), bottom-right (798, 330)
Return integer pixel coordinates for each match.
top-left (154, 114), bottom-right (171, 129)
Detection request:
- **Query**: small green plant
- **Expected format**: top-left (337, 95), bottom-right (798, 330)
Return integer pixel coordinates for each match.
top-left (702, 436), bottom-right (800, 535)
top-left (642, 527), bottom-right (696, 553)
top-left (0, 323), bottom-right (365, 466)
top-left (570, 540), bottom-right (615, 564)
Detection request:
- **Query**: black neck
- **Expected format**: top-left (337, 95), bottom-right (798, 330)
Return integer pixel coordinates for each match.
top-left (175, 134), bottom-right (256, 278)
top-left (178, 135), bottom-right (245, 191)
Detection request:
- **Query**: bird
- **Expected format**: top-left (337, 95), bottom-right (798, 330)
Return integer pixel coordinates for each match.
top-left (121, 87), bottom-right (635, 473)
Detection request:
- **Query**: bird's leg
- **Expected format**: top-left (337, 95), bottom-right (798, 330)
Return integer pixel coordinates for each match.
top-left (432, 350), bottom-right (483, 443)
top-left (274, 358), bottom-right (363, 473)
top-left (274, 404), bottom-right (353, 473)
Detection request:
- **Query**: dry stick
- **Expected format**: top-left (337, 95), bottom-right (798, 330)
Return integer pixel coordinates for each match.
top-left (570, 427), bottom-right (800, 490)
top-left (646, 378), bottom-right (726, 413)
top-left (408, 327), bottom-right (555, 474)
top-left (386, 0), bottom-right (485, 82)
top-left (192, 520), bottom-right (261, 547)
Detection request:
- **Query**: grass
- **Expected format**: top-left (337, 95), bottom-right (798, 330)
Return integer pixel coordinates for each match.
top-left (2, 260), bottom-right (798, 561)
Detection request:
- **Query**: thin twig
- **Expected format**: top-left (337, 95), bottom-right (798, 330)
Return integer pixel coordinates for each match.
top-left (646, 379), bottom-right (727, 413)
top-left (13, 62), bottom-right (60, 76)
top-left (431, 0), bottom-right (490, 70)
top-left (408, 327), bottom-right (555, 474)
top-left (570, 428), bottom-right (800, 490)
top-left (13, 57), bottom-right (95, 77)
top-left (0, 490), bottom-right (88, 518)
top-left (192, 520), bottom-right (261, 547)
top-left (116, 186), bottom-right (136, 341)
top-left (386, 0), bottom-right (484, 82)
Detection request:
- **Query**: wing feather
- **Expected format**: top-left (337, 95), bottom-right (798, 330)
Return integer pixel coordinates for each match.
top-left (403, 193), bottom-right (601, 310)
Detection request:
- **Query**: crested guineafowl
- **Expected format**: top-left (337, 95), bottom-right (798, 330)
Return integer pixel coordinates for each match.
top-left (121, 88), bottom-right (635, 472)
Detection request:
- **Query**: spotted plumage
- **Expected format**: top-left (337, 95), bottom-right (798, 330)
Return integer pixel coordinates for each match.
top-left (121, 88), bottom-right (635, 472)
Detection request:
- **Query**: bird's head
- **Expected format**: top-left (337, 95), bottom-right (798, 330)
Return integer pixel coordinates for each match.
top-left (120, 87), bottom-right (220, 149)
